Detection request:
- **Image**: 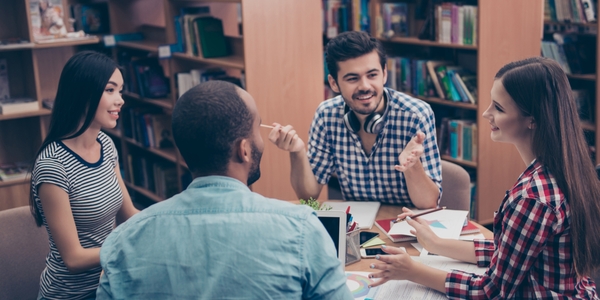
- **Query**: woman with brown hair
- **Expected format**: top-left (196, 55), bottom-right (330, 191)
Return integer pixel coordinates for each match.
top-left (369, 57), bottom-right (600, 298)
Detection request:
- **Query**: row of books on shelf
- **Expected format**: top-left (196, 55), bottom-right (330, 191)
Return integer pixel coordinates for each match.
top-left (377, 2), bottom-right (409, 38)
top-left (385, 57), bottom-right (477, 104)
top-left (545, 0), bottom-right (596, 23)
top-left (0, 162), bottom-right (29, 182)
top-left (540, 33), bottom-right (596, 75)
top-left (176, 68), bottom-right (244, 98)
top-left (0, 58), bottom-right (39, 115)
top-left (118, 107), bottom-right (174, 150)
top-left (432, 3), bottom-right (477, 46)
top-left (127, 154), bottom-right (179, 199)
top-left (173, 6), bottom-right (231, 58)
top-left (323, 0), bottom-right (476, 47)
top-left (119, 55), bottom-right (170, 99)
top-left (438, 118), bottom-right (478, 163)
top-left (322, 0), bottom-right (371, 38)
top-left (573, 89), bottom-right (595, 122)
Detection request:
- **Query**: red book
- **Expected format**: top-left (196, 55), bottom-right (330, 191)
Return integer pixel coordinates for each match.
top-left (461, 220), bottom-right (481, 235)
top-left (374, 218), bottom-right (416, 242)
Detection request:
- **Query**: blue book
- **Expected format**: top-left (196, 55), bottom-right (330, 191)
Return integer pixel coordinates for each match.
top-left (447, 70), bottom-right (469, 102)
top-left (449, 120), bottom-right (459, 158)
top-left (173, 16), bottom-right (185, 53)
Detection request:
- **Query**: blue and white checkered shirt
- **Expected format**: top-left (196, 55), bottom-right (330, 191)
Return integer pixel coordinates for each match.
top-left (307, 88), bottom-right (442, 205)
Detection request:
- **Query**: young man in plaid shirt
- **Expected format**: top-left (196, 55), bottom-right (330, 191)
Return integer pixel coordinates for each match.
top-left (369, 57), bottom-right (600, 299)
top-left (268, 31), bottom-right (441, 208)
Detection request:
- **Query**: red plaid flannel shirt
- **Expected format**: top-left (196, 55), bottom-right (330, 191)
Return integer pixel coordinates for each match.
top-left (445, 160), bottom-right (597, 299)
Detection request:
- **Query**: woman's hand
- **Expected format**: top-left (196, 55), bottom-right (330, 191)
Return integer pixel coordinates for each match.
top-left (396, 207), bottom-right (415, 221)
top-left (368, 246), bottom-right (415, 287)
top-left (407, 217), bottom-right (441, 254)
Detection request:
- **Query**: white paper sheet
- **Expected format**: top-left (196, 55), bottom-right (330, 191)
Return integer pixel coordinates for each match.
top-left (388, 209), bottom-right (468, 240)
top-left (367, 254), bottom-right (486, 299)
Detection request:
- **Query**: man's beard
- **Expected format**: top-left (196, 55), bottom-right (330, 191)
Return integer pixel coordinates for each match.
top-left (345, 90), bottom-right (379, 115)
top-left (247, 141), bottom-right (262, 186)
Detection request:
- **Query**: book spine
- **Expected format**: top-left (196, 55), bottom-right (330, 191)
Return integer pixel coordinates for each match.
top-left (457, 6), bottom-right (464, 45)
top-left (450, 71), bottom-right (469, 102)
top-left (462, 124), bottom-right (472, 161)
top-left (581, 0), bottom-right (596, 22)
top-left (449, 120), bottom-right (459, 158)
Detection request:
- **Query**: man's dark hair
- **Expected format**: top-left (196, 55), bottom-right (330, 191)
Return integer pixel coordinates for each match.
top-left (325, 31), bottom-right (387, 81)
top-left (172, 80), bottom-right (253, 176)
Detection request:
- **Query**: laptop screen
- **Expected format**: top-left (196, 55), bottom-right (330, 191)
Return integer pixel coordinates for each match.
top-left (315, 210), bottom-right (347, 264)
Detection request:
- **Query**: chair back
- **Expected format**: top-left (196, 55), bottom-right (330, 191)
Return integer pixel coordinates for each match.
top-left (440, 160), bottom-right (472, 214)
top-left (0, 206), bottom-right (49, 300)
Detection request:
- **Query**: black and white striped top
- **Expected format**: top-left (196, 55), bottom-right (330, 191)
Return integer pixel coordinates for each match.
top-left (33, 131), bottom-right (123, 300)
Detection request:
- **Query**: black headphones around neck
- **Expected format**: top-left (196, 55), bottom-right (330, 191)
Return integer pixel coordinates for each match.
top-left (343, 90), bottom-right (389, 134)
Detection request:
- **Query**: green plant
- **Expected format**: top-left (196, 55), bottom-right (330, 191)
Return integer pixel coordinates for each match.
top-left (299, 197), bottom-right (332, 210)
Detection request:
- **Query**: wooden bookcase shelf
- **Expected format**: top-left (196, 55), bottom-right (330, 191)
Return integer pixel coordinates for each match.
top-left (0, 0), bottom-right (107, 210)
top-left (90, 0), bottom-right (323, 201)
top-left (368, 0), bottom-right (543, 224)
top-left (124, 181), bottom-right (163, 203)
top-left (567, 73), bottom-right (596, 81)
top-left (122, 92), bottom-right (173, 110)
top-left (122, 137), bottom-right (179, 164)
top-left (379, 36), bottom-right (478, 50)
top-left (103, 128), bottom-right (179, 164)
top-left (407, 93), bottom-right (478, 111)
top-left (116, 40), bottom-right (162, 53)
top-left (0, 177), bottom-right (30, 188)
top-left (0, 43), bottom-right (35, 52)
top-left (33, 37), bottom-right (101, 49)
top-left (441, 155), bottom-right (478, 168)
top-left (582, 121), bottom-right (596, 132)
top-left (544, 4), bottom-right (600, 165)
top-left (0, 108), bottom-right (51, 121)
top-left (172, 53), bottom-right (245, 69)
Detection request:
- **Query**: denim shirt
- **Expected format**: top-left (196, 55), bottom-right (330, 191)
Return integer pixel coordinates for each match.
top-left (96, 176), bottom-right (352, 300)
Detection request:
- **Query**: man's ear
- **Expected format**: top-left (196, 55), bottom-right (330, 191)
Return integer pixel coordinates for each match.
top-left (327, 74), bottom-right (340, 94)
top-left (235, 138), bottom-right (251, 163)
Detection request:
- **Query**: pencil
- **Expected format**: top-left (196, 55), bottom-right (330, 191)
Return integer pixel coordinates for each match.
top-left (393, 206), bottom-right (446, 223)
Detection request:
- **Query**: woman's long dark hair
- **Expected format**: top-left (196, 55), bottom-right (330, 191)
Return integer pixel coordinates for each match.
top-left (30, 51), bottom-right (119, 226)
top-left (496, 57), bottom-right (600, 276)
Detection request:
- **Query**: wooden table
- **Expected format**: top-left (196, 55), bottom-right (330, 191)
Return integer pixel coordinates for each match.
top-left (345, 204), bottom-right (492, 272)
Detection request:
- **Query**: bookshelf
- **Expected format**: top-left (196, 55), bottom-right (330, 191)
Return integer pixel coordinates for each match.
top-left (596, 1), bottom-right (600, 165)
top-left (83, 0), bottom-right (323, 205)
top-left (0, 0), bottom-right (104, 211)
top-left (356, 0), bottom-right (544, 224)
top-left (543, 1), bottom-right (600, 164)
top-left (542, 1), bottom-right (600, 165)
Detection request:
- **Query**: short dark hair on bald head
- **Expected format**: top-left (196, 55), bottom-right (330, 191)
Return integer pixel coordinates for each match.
top-left (172, 80), bottom-right (253, 175)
